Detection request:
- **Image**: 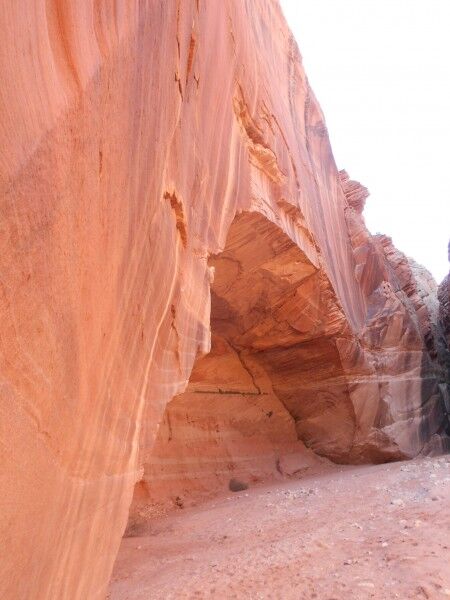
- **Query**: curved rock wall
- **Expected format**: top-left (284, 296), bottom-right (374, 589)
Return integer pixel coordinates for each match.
top-left (130, 209), bottom-right (449, 524)
top-left (0, 1), bottom-right (448, 598)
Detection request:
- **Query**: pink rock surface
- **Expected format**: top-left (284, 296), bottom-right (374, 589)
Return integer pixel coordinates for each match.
top-left (0, 1), bottom-right (448, 598)
top-left (438, 241), bottom-right (450, 418)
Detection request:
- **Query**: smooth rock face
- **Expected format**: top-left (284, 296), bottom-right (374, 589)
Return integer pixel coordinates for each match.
top-left (0, 1), bottom-right (448, 598)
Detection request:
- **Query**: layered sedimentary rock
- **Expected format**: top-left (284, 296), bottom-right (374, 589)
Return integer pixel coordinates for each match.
top-left (0, 1), bottom-right (448, 598)
top-left (438, 242), bottom-right (450, 416)
top-left (131, 184), bottom-right (449, 522)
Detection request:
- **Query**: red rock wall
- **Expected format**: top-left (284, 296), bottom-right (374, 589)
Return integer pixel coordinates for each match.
top-left (0, 1), bottom-right (448, 598)
top-left (438, 242), bottom-right (450, 420)
top-left (130, 205), bottom-right (449, 524)
top-left (126, 332), bottom-right (330, 535)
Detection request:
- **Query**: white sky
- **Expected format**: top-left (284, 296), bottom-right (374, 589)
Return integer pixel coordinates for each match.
top-left (280, 0), bottom-right (450, 283)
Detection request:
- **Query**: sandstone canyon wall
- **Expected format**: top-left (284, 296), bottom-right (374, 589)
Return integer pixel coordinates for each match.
top-left (0, 1), bottom-right (449, 598)
top-left (438, 242), bottom-right (450, 419)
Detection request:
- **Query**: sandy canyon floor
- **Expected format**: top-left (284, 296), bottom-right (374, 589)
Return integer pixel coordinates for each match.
top-left (109, 457), bottom-right (450, 600)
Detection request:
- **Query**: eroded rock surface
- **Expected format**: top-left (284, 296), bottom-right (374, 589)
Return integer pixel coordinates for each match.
top-left (438, 242), bottom-right (450, 421)
top-left (0, 1), bottom-right (448, 598)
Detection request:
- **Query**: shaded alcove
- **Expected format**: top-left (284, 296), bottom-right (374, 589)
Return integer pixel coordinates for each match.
top-left (125, 211), bottom-right (355, 534)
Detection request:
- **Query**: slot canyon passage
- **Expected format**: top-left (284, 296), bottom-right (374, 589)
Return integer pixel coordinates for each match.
top-left (1, 1), bottom-right (450, 599)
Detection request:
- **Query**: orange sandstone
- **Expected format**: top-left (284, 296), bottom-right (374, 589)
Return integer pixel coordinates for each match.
top-left (0, 1), bottom-right (448, 598)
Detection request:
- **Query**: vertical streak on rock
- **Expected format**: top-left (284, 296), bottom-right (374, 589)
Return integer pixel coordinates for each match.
top-left (0, 1), bottom-right (448, 598)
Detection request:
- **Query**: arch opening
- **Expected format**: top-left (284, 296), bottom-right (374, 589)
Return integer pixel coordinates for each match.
top-left (125, 211), bottom-right (355, 535)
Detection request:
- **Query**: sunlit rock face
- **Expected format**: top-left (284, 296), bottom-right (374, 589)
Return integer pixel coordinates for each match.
top-left (1, 1), bottom-right (448, 598)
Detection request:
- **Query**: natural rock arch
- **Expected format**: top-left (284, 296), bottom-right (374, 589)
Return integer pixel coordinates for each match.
top-left (126, 211), bottom-right (366, 530)
top-left (125, 209), bottom-right (450, 533)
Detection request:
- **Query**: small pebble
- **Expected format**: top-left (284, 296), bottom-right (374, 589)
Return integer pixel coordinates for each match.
top-left (391, 498), bottom-right (404, 506)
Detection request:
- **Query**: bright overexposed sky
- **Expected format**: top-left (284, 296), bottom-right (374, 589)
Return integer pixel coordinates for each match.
top-left (281, 0), bottom-right (450, 283)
